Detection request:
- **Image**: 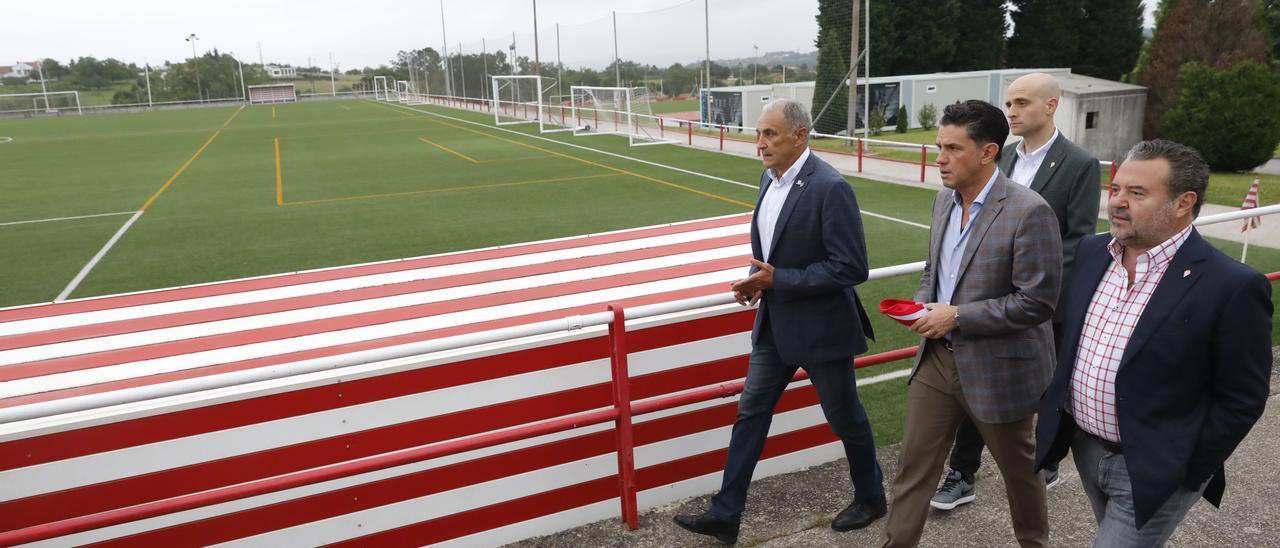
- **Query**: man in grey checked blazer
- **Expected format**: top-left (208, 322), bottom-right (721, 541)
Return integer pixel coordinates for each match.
top-left (880, 101), bottom-right (1060, 548)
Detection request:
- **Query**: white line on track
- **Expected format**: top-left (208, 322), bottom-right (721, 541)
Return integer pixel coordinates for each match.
top-left (56, 211), bottom-right (144, 302)
top-left (375, 101), bottom-right (929, 231)
top-left (0, 211), bottom-right (137, 227)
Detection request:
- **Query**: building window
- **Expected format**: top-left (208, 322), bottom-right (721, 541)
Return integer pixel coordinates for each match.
top-left (1086, 111), bottom-right (1098, 129)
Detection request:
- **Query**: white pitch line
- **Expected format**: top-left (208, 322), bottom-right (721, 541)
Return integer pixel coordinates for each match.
top-left (857, 365), bottom-right (913, 387)
top-left (375, 101), bottom-right (929, 231)
top-left (0, 211), bottom-right (137, 227)
top-left (56, 211), bottom-right (144, 302)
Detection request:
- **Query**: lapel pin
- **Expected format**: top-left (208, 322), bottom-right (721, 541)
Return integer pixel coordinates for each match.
top-left (1183, 269), bottom-right (1191, 278)
top-left (796, 180), bottom-right (805, 187)
top-left (1049, 161), bottom-right (1057, 168)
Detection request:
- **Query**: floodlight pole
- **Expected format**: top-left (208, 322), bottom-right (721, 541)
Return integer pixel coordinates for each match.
top-left (440, 0), bottom-right (453, 97)
top-left (233, 53), bottom-right (246, 101)
top-left (612, 11), bottom-right (620, 87)
top-left (143, 58), bottom-right (154, 107)
top-left (329, 52), bottom-right (336, 96)
top-left (187, 34), bottom-right (204, 103)
top-left (704, 0), bottom-right (710, 91)
top-left (532, 0), bottom-right (541, 76)
top-left (482, 38), bottom-right (489, 101)
top-left (458, 42), bottom-right (467, 98)
top-left (555, 24), bottom-right (563, 106)
top-left (36, 59), bottom-right (49, 108)
top-left (847, 6), bottom-right (858, 136)
top-left (753, 44), bottom-right (758, 85)
top-left (863, 0), bottom-right (870, 139)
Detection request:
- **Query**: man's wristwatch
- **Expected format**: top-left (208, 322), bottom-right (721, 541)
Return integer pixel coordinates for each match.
top-left (953, 309), bottom-right (960, 329)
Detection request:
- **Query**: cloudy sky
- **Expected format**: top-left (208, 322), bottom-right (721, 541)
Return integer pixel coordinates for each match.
top-left (3, 0), bottom-right (1157, 71)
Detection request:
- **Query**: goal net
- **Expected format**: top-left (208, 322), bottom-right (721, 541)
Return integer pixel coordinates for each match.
top-left (247, 84), bottom-right (296, 104)
top-left (373, 76), bottom-right (391, 101)
top-left (571, 86), bottom-right (677, 146)
top-left (491, 75), bottom-right (572, 134)
top-left (0, 91), bottom-right (82, 116)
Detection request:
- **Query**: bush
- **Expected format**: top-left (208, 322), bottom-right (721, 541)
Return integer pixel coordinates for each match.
top-left (918, 103), bottom-right (938, 130)
top-left (868, 106), bottom-right (887, 136)
top-left (1160, 60), bottom-right (1280, 171)
top-left (896, 106), bottom-right (909, 133)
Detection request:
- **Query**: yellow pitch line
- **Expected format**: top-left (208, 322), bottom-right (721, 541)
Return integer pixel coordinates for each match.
top-left (139, 129), bottom-right (222, 211)
top-left (285, 173), bottom-right (625, 207)
top-left (418, 137), bottom-right (479, 163)
top-left (419, 116), bottom-right (754, 209)
top-left (222, 106), bottom-right (243, 128)
top-left (275, 138), bottom-right (284, 206)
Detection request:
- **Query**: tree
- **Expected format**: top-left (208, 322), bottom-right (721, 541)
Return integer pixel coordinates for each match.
top-left (918, 103), bottom-right (938, 130)
top-left (1136, 0), bottom-right (1271, 137)
top-left (1264, 0), bottom-right (1280, 58)
top-left (890, 0), bottom-right (960, 75)
top-left (1074, 0), bottom-right (1144, 80)
top-left (1007, 0), bottom-right (1086, 68)
top-left (867, 106), bottom-right (887, 135)
top-left (947, 0), bottom-right (1008, 71)
top-left (896, 106), bottom-right (909, 132)
top-left (38, 59), bottom-right (69, 80)
top-left (1160, 60), bottom-right (1280, 171)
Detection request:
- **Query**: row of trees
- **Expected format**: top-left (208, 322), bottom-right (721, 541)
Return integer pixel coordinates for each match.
top-left (812, 0), bottom-right (1280, 170)
top-left (359, 47), bottom-right (814, 102)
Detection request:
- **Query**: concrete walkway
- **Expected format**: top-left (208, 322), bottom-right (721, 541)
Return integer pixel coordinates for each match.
top-left (507, 351), bottom-right (1280, 547)
top-left (682, 128), bottom-right (1280, 250)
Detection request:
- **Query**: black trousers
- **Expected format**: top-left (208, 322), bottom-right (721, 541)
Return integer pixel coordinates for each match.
top-left (948, 322), bottom-right (1064, 479)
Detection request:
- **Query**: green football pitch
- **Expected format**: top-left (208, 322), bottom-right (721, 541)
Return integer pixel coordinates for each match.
top-left (2, 98), bottom-right (1278, 444)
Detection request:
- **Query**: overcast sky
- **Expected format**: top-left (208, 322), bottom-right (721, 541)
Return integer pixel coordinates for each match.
top-left (3, 0), bottom-right (1158, 71)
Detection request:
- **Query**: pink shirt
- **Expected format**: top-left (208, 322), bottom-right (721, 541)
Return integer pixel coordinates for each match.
top-left (1070, 224), bottom-right (1193, 442)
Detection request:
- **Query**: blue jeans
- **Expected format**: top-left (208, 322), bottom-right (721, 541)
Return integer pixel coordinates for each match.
top-left (709, 329), bottom-right (884, 519)
top-left (1073, 433), bottom-right (1207, 547)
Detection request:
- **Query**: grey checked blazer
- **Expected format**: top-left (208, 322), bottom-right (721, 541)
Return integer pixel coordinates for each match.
top-left (999, 134), bottom-right (1101, 322)
top-left (912, 173), bottom-right (1062, 424)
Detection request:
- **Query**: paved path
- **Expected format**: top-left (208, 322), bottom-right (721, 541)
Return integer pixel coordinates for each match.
top-left (508, 351), bottom-right (1280, 547)
top-left (680, 127), bottom-right (1280, 250)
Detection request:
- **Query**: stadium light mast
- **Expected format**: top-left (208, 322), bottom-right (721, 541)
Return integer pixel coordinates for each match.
top-left (847, 5), bottom-right (858, 136)
top-left (329, 52), bottom-right (336, 96)
top-left (753, 44), bottom-right (758, 85)
top-left (531, 0), bottom-right (541, 76)
top-left (440, 0), bottom-right (452, 96)
top-left (704, 0), bottom-right (710, 92)
top-left (143, 58), bottom-right (154, 107)
top-left (862, 0), bottom-right (870, 139)
top-left (186, 34), bottom-right (204, 102)
top-left (231, 53), bottom-right (246, 101)
top-left (36, 59), bottom-right (50, 108)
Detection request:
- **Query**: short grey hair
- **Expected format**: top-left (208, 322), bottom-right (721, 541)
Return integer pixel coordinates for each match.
top-left (1124, 139), bottom-right (1209, 217)
top-left (761, 99), bottom-right (811, 134)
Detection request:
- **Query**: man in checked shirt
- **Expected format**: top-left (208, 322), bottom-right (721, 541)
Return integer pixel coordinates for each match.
top-left (1035, 139), bottom-right (1273, 546)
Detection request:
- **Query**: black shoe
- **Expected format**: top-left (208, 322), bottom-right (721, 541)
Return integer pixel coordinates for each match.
top-left (831, 499), bottom-right (887, 532)
top-left (673, 511), bottom-right (740, 545)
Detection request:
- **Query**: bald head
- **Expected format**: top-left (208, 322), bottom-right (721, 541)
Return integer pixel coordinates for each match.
top-left (1004, 72), bottom-right (1060, 140)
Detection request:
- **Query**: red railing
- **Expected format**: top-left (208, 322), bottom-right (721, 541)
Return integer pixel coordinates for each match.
top-left (0, 301), bottom-right (920, 545)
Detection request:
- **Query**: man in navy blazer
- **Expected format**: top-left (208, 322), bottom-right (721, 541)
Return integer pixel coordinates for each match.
top-left (674, 99), bottom-right (885, 544)
top-left (1036, 140), bottom-right (1273, 545)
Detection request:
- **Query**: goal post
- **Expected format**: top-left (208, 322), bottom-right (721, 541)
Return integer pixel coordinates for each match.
top-left (0, 91), bottom-right (82, 116)
top-left (490, 75), bottom-right (573, 134)
top-left (570, 86), bottom-right (678, 147)
top-left (247, 84), bottom-right (296, 104)
top-left (373, 76), bottom-right (390, 101)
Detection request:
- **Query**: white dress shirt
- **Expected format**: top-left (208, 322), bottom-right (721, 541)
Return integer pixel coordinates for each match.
top-left (1008, 129), bottom-right (1059, 187)
top-left (756, 147), bottom-right (811, 261)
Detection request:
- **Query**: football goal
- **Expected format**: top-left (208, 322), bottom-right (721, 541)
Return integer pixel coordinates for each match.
top-left (571, 86), bottom-right (677, 146)
top-left (247, 84), bottom-right (296, 104)
top-left (373, 76), bottom-right (391, 101)
top-left (490, 75), bottom-right (573, 134)
top-left (0, 91), bottom-right (82, 116)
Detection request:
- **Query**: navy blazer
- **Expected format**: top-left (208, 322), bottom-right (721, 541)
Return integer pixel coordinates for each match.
top-left (749, 151), bottom-right (874, 364)
top-left (1036, 230), bottom-right (1273, 529)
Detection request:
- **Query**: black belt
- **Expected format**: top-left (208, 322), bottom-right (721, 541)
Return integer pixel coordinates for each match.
top-left (1078, 430), bottom-right (1124, 454)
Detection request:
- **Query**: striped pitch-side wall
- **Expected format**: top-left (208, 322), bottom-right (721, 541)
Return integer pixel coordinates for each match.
top-left (0, 213), bottom-right (853, 546)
